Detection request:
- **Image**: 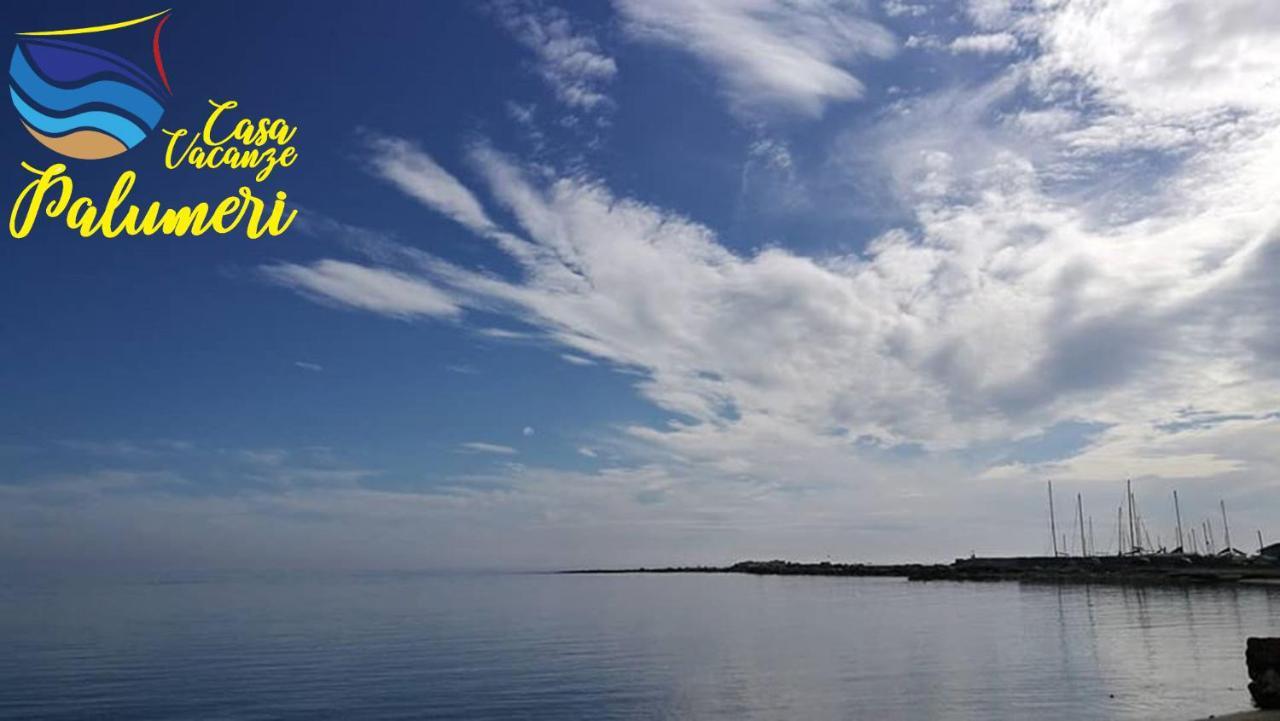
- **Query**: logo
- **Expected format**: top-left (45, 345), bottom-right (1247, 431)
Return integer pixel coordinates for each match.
top-left (7, 8), bottom-right (299, 240)
top-left (10, 9), bottom-right (172, 160)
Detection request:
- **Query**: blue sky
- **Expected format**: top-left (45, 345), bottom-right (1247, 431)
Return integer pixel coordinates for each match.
top-left (3, 0), bottom-right (1279, 571)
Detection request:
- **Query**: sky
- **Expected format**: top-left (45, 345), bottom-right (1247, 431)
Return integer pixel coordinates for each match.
top-left (2, 0), bottom-right (1279, 572)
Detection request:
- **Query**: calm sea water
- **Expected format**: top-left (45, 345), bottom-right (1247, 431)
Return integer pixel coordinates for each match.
top-left (1, 571), bottom-right (1277, 720)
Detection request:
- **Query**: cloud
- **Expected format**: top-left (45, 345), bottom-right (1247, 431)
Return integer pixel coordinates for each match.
top-left (293, 115), bottom-right (1277, 462)
top-left (902, 34), bottom-right (942, 51)
top-left (965, 0), bottom-right (1017, 29)
top-left (882, 0), bottom-right (926, 18)
top-left (4, 443), bottom-right (375, 504)
top-left (294, 361), bottom-right (323, 372)
top-left (12, 425), bottom-right (1275, 569)
top-left (361, 134), bottom-right (500, 236)
top-left (0, 459), bottom-right (982, 569)
top-left (522, 426), bottom-right (535, 437)
top-left (1032, 0), bottom-right (1280, 117)
top-left (327, 97), bottom-right (1276, 491)
top-left (357, 133), bottom-right (540, 265)
top-left (490, 0), bottom-right (617, 111)
top-left (905, 33), bottom-right (1019, 56)
top-left (949, 32), bottom-right (1017, 54)
top-left (477, 327), bottom-right (532, 340)
top-left (614, 0), bottom-right (896, 117)
top-left (264, 259), bottom-right (461, 320)
top-left (577, 446), bottom-right (597, 458)
top-left (460, 442), bottom-right (520, 455)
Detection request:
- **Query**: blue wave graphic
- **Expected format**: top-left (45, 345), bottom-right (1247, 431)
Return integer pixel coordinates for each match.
top-left (10, 86), bottom-right (146, 147)
top-left (22, 37), bottom-right (165, 99)
top-left (9, 48), bottom-right (163, 128)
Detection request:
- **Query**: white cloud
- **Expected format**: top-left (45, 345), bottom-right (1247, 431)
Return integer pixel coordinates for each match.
top-left (397, 103), bottom-right (1280, 500)
top-left (264, 259), bottom-right (461, 320)
top-left (0, 459), bottom-right (1016, 568)
top-left (15, 423), bottom-right (1275, 568)
top-left (903, 34), bottom-right (942, 51)
top-left (577, 446), bottom-right (597, 458)
top-left (477, 327), bottom-right (532, 340)
top-left (614, 0), bottom-right (896, 117)
top-left (906, 32), bottom-right (1018, 56)
top-left (523, 426), bottom-right (535, 437)
top-left (290, 115), bottom-right (1280, 468)
top-left (362, 134), bottom-right (499, 236)
top-left (294, 361), bottom-right (324, 372)
top-left (460, 442), bottom-right (519, 455)
top-left (882, 0), bottom-right (926, 18)
top-left (1033, 0), bottom-right (1280, 117)
top-left (950, 32), bottom-right (1017, 54)
top-left (747, 137), bottom-right (794, 170)
top-left (491, 0), bottom-right (617, 111)
top-left (965, 0), bottom-right (1016, 30)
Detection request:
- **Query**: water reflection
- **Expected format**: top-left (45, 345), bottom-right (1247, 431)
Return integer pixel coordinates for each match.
top-left (0, 573), bottom-right (1276, 720)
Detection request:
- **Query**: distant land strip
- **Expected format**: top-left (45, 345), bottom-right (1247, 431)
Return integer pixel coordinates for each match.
top-left (563, 556), bottom-right (1280, 587)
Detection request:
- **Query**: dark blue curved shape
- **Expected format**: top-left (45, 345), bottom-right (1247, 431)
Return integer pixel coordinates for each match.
top-left (9, 47), bottom-right (163, 128)
top-left (19, 38), bottom-right (165, 99)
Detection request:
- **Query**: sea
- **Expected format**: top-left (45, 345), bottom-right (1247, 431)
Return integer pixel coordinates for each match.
top-left (2, 570), bottom-right (1277, 720)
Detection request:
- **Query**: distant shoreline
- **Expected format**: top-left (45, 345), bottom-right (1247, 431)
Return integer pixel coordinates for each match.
top-left (563, 556), bottom-right (1280, 587)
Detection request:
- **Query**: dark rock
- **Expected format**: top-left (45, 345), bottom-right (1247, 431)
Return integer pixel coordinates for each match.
top-left (1247, 637), bottom-right (1280, 708)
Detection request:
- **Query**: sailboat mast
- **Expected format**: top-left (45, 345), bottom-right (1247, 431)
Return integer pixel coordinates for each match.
top-left (1127, 480), bottom-right (1137, 554)
top-left (1048, 481), bottom-right (1058, 557)
top-left (1077, 494), bottom-right (1087, 557)
top-left (1174, 490), bottom-right (1184, 552)
top-left (1221, 500), bottom-right (1232, 553)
